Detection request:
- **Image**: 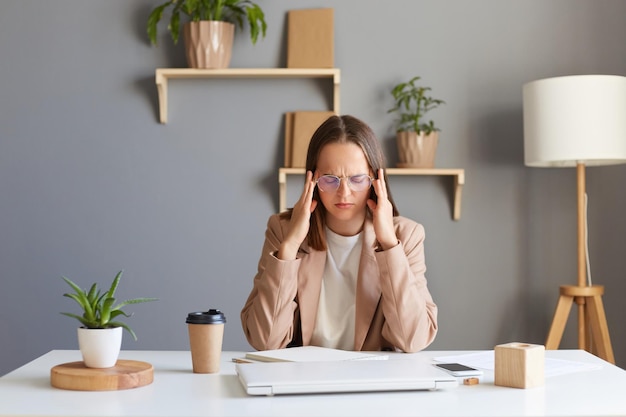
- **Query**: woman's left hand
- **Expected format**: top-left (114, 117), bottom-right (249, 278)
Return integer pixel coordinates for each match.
top-left (367, 168), bottom-right (398, 250)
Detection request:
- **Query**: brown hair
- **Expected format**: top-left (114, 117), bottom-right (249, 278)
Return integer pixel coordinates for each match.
top-left (282, 115), bottom-right (399, 251)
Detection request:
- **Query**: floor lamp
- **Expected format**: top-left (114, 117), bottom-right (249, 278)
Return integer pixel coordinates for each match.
top-left (523, 74), bottom-right (626, 365)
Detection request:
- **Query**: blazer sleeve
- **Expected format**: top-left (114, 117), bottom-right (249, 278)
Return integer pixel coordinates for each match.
top-left (240, 214), bottom-right (301, 350)
top-left (374, 219), bottom-right (438, 352)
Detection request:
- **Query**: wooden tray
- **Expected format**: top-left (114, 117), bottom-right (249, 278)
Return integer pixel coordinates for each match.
top-left (50, 360), bottom-right (153, 391)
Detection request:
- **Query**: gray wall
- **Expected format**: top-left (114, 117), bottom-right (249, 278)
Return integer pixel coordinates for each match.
top-left (1, 0), bottom-right (626, 376)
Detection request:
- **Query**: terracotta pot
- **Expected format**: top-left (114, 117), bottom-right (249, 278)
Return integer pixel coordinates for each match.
top-left (183, 21), bottom-right (235, 69)
top-left (396, 131), bottom-right (439, 168)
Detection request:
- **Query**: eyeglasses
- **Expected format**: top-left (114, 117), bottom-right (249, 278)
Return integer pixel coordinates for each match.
top-left (316, 174), bottom-right (373, 193)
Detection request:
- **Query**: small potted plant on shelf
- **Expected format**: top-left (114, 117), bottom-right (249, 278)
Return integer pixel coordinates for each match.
top-left (388, 76), bottom-right (445, 168)
top-left (61, 270), bottom-right (157, 368)
top-left (147, 0), bottom-right (267, 69)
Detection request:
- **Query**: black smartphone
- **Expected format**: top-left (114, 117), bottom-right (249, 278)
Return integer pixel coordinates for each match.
top-left (434, 362), bottom-right (483, 377)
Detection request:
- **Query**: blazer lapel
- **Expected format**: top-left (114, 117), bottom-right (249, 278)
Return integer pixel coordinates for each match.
top-left (354, 219), bottom-right (382, 350)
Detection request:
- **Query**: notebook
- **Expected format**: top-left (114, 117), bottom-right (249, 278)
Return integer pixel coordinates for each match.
top-left (236, 358), bottom-right (458, 396)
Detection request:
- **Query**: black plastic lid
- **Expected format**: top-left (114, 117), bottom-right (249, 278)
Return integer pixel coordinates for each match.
top-left (186, 309), bottom-right (226, 324)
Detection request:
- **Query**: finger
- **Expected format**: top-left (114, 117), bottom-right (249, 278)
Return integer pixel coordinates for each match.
top-left (377, 168), bottom-right (387, 190)
top-left (373, 169), bottom-right (387, 200)
top-left (304, 171), bottom-right (316, 199)
top-left (298, 171), bottom-right (313, 202)
top-left (300, 171), bottom-right (318, 213)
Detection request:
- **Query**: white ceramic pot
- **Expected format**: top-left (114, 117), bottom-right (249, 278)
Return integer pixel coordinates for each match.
top-left (77, 327), bottom-right (123, 368)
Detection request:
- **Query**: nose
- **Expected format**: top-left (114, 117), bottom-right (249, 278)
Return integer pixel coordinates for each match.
top-left (337, 178), bottom-right (351, 196)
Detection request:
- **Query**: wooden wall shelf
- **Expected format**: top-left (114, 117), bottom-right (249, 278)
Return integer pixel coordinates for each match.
top-left (155, 68), bottom-right (341, 124)
top-left (278, 167), bottom-right (465, 220)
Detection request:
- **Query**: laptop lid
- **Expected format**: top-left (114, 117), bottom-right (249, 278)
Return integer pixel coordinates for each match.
top-left (236, 358), bottom-right (458, 396)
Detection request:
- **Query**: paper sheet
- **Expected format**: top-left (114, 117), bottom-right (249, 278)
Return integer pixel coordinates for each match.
top-left (433, 350), bottom-right (602, 377)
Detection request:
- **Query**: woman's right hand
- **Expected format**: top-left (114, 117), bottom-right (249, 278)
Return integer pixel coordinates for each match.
top-left (278, 170), bottom-right (318, 260)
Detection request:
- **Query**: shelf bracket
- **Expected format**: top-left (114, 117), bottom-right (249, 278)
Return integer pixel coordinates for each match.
top-left (155, 70), bottom-right (168, 124)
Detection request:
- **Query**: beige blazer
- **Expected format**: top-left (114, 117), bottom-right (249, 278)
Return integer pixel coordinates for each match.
top-left (240, 213), bottom-right (438, 353)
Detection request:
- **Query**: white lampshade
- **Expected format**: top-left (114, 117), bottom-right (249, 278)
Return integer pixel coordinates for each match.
top-left (523, 74), bottom-right (626, 167)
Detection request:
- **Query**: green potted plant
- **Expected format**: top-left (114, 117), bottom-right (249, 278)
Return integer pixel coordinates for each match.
top-left (61, 270), bottom-right (157, 368)
top-left (388, 76), bottom-right (445, 168)
top-left (147, 0), bottom-right (267, 69)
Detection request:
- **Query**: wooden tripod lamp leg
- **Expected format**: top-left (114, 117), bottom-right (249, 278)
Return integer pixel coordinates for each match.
top-left (545, 292), bottom-right (574, 350)
top-left (586, 291), bottom-right (615, 364)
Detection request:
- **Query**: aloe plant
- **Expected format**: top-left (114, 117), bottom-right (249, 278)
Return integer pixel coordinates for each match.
top-left (147, 0), bottom-right (267, 45)
top-left (61, 270), bottom-right (157, 341)
top-left (388, 76), bottom-right (445, 135)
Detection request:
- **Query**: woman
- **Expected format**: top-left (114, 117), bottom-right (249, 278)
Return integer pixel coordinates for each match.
top-left (240, 115), bottom-right (437, 353)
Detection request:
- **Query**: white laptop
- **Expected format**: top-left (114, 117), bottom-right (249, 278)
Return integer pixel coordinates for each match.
top-left (236, 358), bottom-right (458, 396)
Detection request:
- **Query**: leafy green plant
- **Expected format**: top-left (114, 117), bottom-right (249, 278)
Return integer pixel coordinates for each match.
top-left (147, 0), bottom-right (267, 46)
top-left (61, 270), bottom-right (157, 341)
top-left (388, 76), bottom-right (445, 135)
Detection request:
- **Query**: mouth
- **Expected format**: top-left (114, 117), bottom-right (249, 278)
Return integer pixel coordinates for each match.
top-left (335, 202), bottom-right (354, 209)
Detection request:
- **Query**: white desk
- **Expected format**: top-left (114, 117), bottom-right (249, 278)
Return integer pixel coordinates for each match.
top-left (1, 349), bottom-right (625, 416)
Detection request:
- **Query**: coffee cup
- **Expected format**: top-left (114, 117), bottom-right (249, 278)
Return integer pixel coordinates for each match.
top-left (186, 309), bottom-right (226, 373)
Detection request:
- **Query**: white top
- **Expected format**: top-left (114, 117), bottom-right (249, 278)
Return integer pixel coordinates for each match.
top-left (310, 228), bottom-right (362, 350)
top-left (1, 349), bottom-right (625, 417)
